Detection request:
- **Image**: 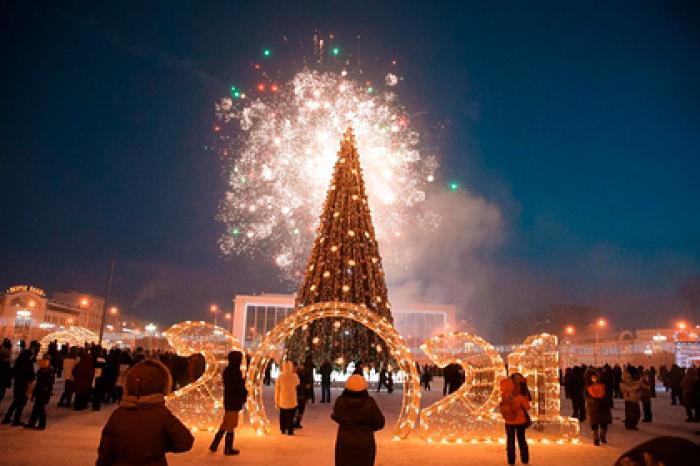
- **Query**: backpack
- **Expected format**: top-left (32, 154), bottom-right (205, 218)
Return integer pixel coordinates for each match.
top-left (499, 395), bottom-right (519, 422)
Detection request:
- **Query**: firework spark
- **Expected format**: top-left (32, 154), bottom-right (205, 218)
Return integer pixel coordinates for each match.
top-left (216, 69), bottom-right (437, 279)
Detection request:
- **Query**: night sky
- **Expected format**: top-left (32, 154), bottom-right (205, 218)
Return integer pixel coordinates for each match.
top-left (2, 1), bottom-right (699, 340)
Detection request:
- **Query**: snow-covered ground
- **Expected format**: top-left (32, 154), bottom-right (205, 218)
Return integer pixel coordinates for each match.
top-left (1, 380), bottom-right (698, 465)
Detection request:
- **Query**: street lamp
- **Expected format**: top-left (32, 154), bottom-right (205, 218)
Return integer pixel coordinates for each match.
top-left (224, 312), bottom-right (233, 333)
top-left (677, 321), bottom-right (688, 330)
top-left (564, 325), bottom-right (575, 336)
top-left (594, 318), bottom-right (608, 366)
top-left (210, 304), bottom-right (219, 327)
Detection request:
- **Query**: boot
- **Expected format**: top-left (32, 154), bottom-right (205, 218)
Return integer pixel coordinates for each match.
top-left (593, 428), bottom-right (600, 446)
top-left (209, 429), bottom-right (225, 452)
top-left (294, 415), bottom-right (303, 429)
top-left (600, 429), bottom-right (607, 444)
top-left (224, 432), bottom-right (239, 456)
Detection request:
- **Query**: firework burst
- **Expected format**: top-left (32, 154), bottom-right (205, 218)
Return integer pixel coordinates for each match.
top-left (216, 68), bottom-right (438, 280)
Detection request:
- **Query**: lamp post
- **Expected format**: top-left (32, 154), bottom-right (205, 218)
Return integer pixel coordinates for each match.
top-left (210, 304), bottom-right (219, 327)
top-left (562, 325), bottom-right (575, 366)
top-left (145, 323), bottom-right (157, 354)
top-left (224, 312), bottom-right (232, 333)
top-left (594, 318), bottom-right (608, 366)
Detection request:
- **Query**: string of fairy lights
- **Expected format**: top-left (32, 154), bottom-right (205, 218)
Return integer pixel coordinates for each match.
top-left (419, 332), bottom-right (506, 442)
top-left (163, 321), bottom-right (244, 432)
top-left (245, 301), bottom-right (421, 440)
top-left (508, 333), bottom-right (580, 441)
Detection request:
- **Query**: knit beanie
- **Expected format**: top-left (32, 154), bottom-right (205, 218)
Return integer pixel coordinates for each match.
top-left (345, 374), bottom-right (368, 392)
top-left (125, 358), bottom-right (172, 397)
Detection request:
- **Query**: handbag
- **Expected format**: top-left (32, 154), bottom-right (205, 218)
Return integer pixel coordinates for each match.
top-left (523, 410), bottom-right (533, 429)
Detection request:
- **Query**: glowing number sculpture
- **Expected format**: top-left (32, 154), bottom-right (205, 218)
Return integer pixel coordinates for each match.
top-left (246, 301), bottom-right (421, 439)
top-left (39, 326), bottom-right (101, 355)
top-left (419, 333), bottom-right (506, 443)
top-left (164, 321), bottom-right (243, 432)
top-left (507, 333), bottom-right (580, 442)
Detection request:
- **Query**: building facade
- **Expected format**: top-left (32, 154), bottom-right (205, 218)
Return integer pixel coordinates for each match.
top-left (0, 285), bottom-right (106, 342)
top-left (230, 293), bottom-right (457, 358)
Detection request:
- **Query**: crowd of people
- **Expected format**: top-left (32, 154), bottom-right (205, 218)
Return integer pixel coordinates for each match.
top-left (0, 337), bottom-right (203, 430)
top-left (3, 338), bottom-right (700, 466)
top-left (562, 362), bottom-right (700, 435)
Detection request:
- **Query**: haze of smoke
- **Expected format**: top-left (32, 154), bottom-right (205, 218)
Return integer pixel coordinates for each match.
top-left (384, 188), bottom-right (505, 337)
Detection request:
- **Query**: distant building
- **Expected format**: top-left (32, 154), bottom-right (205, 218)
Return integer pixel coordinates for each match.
top-left (230, 293), bottom-right (457, 358)
top-left (0, 284), bottom-right (106, 342)
top-left (559, 327), bottom-right (700, 368)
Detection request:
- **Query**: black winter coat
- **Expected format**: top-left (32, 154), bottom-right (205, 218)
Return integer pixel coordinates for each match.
top-left (33, 367), bottom-right (55, 404)
top-left (585, 388), bottom-right (612, 425)
top-left (11, 350), bottom-right (35, 396)
top-left (320, 362), bottom-right (332, 385)
top-left (331, 390), bottom-right (385, 466)
top-left (223, 366), bottom-right (247, 411)
top-left (73, 358), bottom-right (95, 395)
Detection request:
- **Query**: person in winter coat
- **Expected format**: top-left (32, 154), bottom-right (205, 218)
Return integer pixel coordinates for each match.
top-left (96, 358), bottom-right (193, 466)
top-left (567, 366), bottom-right (586, 421)
top-left (499, 378), bottom-right (530, 465)
top-left (275, 361), bottom-right (299, 435)
top-left (294, 363), bottom-right (309, 428)
top-left (648, 366), bottom-right (657, 397)
top-left (585, 371), bottom-right (612, 445)
top-left (113, 353), bottom-right (130, 404)
top-left (331, 373), bottom-right (385, 466)
top-left (210, 351), bottom-right (247, 456)
top-left (2, 348), bottom-right (36, 426)
top-left (58, 347), bottom-right (78, 407)
top-left (263, 361), bottom-right (273, 386)
top-left (613, 364), bottom-right (623, 398)
top-left (320, 360), bottom-right (333, 403)
top-left (621, 366), bottom-right (641, 430)
top-left (640, 371), bottom-right (653, 423)
top-left (72, 350), bottom-right (95, 411)
top-left (92, 352), bottom-right (106, 411)
top-left (682, 367), bottom-right (698, 422)
top-left (421, 364), bottom-right (432, 391)
top-left (25, 357), bottom-right (55, 429)
top-left (669, 364), bottom-right (684, 405)
top-left (304, 358), bottom-right (315, 404)
top-left (377, 365), bottom-right (393, 393)
top-left (0, 338), bottom-right (12, 404)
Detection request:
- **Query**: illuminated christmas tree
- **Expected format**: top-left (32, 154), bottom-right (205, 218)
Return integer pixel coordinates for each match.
top-left (288, 127), bottom-right (392, 366)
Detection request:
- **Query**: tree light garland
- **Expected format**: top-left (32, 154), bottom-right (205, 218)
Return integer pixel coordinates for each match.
top-left (246, 301), bottom-right (421, 439)
top-left (419, 332), bottom-right (506, 442)
top-left (164, 321), bottom-right (244, 432)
